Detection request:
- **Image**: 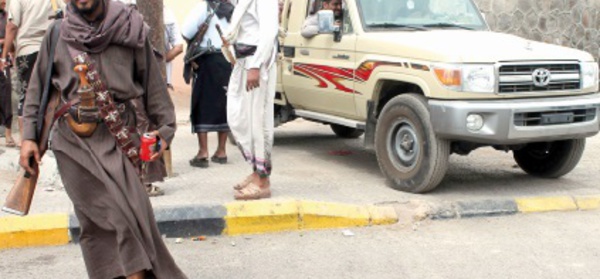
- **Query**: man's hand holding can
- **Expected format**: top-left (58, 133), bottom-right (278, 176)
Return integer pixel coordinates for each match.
top-left (140, 131), bottom-right (167, 162)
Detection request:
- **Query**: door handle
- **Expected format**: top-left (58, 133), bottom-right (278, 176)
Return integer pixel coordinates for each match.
top-left (300, 49), bottom-right (310, 56)
top-left (332, 54), bottom-right (350, 60)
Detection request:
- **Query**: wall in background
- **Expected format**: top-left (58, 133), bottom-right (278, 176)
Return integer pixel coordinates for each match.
top-left (474, 0), bottom-right (600, 62)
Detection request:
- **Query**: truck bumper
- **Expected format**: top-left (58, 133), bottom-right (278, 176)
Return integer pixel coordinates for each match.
top-left (428, 93), bottom-right (600, 145)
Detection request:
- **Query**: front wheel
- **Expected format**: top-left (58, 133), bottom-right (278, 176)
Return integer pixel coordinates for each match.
top-left (375, 94), bottom-right (450, 193)
top-left (513, 139), bottom-right (585, 178)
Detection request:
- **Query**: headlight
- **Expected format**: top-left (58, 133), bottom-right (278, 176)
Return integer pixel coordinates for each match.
top-left (433, 64), bottom-right (496, 93)
top-left (581, 62), bottom-right (599, 89)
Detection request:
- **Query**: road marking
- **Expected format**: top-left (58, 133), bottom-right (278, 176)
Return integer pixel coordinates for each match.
top-left (515, 196), bottom-right (577, 213)
top-left (574, 196), bottom-right (600, 210)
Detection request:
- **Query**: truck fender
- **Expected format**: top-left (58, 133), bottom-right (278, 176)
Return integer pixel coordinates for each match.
top-left (363, 72), bottom-right (432, 149)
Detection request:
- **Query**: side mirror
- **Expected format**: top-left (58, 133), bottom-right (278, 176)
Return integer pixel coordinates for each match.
top-left (317, 10), bottom-right (342, 42)
top-left (317, 10), bottom-right (335, 33)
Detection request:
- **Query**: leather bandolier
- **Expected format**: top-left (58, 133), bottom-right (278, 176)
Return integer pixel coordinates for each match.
top-left (57, 53), bottom-right (141, 167)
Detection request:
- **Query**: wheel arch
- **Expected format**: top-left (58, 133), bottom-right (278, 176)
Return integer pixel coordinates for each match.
top-left (370, 74), bottom-right (430, 118)
top-left (364, 75), bottom-right (430, 148)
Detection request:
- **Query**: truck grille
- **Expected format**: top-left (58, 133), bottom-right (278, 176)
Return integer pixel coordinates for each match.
top-left (514, 108), bottom-right (596, 126)
top-left (499, 63), bottom-right (581, 93)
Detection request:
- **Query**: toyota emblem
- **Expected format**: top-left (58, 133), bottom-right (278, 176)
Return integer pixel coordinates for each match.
top-left (532, 68), bottom-right (551, 87)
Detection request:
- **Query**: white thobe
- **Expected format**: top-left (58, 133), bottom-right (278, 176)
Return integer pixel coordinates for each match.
top-left (226, 0), bottom-right (279, 177)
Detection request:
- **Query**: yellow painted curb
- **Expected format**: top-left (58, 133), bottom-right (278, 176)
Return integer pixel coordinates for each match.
top-left (224, 200), bottom-right (299, 235)
top-left (574, 196), bottom-right (600, 211)
top-left (300, 201), bottom-right (370, 230)
top-left (515, 197), bottom-right (577, 213)
top-left (368, 206), bottom-right (398, 225)
top-left (0, 214), bottom-right (69, 250)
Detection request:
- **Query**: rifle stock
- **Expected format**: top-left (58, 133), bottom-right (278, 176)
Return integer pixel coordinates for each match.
top-left (2, 161), bottom-right (40, 216)
top-left (2, 92), bottom-right (57, 216)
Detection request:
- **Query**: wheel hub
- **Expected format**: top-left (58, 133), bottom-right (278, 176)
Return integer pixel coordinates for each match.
top-left (388, 120), bottom-right (420, 171)
top-left (400, 133), bottom-right (414, 152)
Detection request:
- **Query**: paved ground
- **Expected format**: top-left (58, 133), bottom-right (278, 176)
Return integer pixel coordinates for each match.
top-left (2, 210), bottom-right (599, 278)
top-left (2, 85), bottom-right (600, 216)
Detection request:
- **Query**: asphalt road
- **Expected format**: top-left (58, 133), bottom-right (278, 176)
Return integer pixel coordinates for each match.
top-left (1, 210), bottom-right (599, 278)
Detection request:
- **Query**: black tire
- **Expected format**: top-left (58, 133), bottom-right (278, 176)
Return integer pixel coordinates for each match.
top-left (513, 139), bottom-right (585, 178)
top-left (374, 94), bottom-right (450, 193)
top-left (330, 124), bottom-right (365, 139)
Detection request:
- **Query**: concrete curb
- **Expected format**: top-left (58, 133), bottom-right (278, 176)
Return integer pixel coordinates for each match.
top-left (428, 195), bottom-right (600, 220)
top-left (1, 200), bottom-right (399, 250)
top-left (3, 195), bottom-right (600, 250)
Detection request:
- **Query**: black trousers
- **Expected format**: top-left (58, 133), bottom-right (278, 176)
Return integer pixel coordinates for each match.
top-left (16, 52), bottom-right (38, 116)
top-left (0, 67), bottom-right (11, 128)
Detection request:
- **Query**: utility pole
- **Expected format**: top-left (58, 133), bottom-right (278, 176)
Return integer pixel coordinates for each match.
top-left (137, 0), bottom-right (166, 78)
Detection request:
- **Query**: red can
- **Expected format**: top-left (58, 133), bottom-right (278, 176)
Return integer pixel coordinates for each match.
top-left (140, 133), bottom-right (157, 162)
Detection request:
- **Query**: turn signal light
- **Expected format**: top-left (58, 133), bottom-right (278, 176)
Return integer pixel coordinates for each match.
top-left (434, 68), bottom-right (461, 87)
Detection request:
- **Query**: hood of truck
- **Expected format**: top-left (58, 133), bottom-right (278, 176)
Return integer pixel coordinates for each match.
top-left (357, 30), bottom-right (594, 63)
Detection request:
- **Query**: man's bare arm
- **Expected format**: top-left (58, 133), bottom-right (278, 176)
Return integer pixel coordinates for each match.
top-left (165, 44), bottom-right (183, 63)
top-left (1, 21), bottom-right (18, 69)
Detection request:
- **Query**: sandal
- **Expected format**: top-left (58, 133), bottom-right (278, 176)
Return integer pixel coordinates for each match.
top-left (211, 155), bottom-right (227, 164)
top-left (234, 182), bottom-right (271, 200)
top-left (5, 138), bottom-right (16, 148)
top-left (146, 184), bottom-right (165, 197)
top-left (233, 175), bottom-right (254, 190)
top-left (189, 156), bottom-right (208, 168)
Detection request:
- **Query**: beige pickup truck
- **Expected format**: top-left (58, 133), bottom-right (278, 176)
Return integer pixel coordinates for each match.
top-left (275, 0), bottom-right (600, 193)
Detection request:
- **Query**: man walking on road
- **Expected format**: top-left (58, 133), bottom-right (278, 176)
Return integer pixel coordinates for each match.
top-left (224, 0), bottom-right (279, 200)
top-left (19, 0), bottom-right (187, 278)
top-left (1, 0), bottom-right (64, 147)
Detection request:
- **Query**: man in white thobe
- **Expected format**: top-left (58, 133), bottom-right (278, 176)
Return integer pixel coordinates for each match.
top-left (224, 0), bottom-right (278, 200)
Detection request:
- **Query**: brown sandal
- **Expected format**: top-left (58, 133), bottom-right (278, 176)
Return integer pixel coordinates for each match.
top-left (146, 184), bottom-right (165, 197)
top-left (234, 182), bottom-right (271, 200)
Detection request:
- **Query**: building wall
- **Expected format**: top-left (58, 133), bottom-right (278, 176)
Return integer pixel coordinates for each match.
top-left (473, 0), bottom-right (600, 62)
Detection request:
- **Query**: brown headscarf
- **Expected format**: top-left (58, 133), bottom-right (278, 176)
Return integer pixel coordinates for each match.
top-left (61, 0), bottom-right (148, 54)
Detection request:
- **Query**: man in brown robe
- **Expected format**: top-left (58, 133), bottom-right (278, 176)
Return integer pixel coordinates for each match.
top-left (19, 0), bottom-right (187, 278)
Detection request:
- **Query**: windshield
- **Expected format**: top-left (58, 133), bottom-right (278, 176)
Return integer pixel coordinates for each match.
top-left (357, 0), bottom-right (487, 31)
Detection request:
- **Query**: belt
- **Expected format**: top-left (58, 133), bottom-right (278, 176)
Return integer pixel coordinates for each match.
top-left (234, 43), bottom-right (257, 59)
top-left (55, 97), bottom-right (126, 123)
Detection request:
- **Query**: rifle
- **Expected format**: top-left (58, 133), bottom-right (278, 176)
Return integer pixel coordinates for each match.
top-left (3, 93), bottom-right (58, 215)
top-left (2, 20), bottom-right (61, 216)
top-left (183, 3), bottom-right (217, 68)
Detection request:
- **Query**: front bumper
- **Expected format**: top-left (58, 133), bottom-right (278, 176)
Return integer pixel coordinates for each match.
top-left (429, 93), bottom-right (600, 144)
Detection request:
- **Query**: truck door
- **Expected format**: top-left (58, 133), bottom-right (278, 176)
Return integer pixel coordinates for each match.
top-left (281, 0), bottom-right (358, 118)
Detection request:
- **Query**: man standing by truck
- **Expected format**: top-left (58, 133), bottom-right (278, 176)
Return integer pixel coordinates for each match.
top-left (224, 0), bottom-right (279, 200)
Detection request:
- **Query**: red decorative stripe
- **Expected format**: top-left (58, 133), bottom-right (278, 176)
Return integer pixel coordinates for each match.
top-left (293, 61), bottom-right (405, 94)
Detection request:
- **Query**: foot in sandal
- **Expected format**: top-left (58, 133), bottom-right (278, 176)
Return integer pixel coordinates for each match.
top-left (233, 174), bottom-right (254, 190)
top-left (234, 175), bottom-right (271, 200)
top-left (5, 137), bottom-right (16, 148)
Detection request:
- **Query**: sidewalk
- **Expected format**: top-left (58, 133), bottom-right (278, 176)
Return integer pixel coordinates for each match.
top-left (2, 86), bottom-right (600, 249)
